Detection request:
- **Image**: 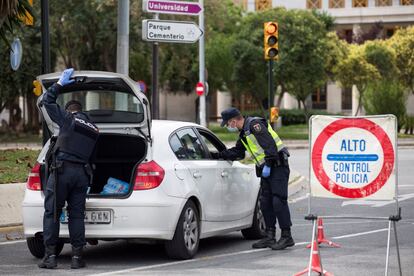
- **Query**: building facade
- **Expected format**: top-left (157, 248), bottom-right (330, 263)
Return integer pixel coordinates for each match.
top-left (222, 0), bottom-right (414, 117)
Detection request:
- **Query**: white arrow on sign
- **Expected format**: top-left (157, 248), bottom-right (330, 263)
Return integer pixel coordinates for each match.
top-left (341, 193), bottom-right (414, 207)
top-left (142, 19), bottom-right (203, 44)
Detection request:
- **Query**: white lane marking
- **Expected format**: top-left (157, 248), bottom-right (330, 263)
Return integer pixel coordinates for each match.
top-left (332, 228), bottom-right (388, 239)
top-left (289, 193), bottom-right (309, 203)
top-left (89, 226), bottom-right (398, 276)
top-left (0, 239), bottom-right (26, 245)
top-left (293, 220), bottom-right (384, 227)
top-left (342, 193), bottom-right (414, 207)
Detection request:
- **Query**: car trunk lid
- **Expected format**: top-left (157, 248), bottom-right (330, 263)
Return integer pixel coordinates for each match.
top-left (36, 71), bottom-right (151, 142)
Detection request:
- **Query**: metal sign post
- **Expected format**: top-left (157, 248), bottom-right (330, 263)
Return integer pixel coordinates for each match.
top-left (142, 0), bottom-right (205, 126)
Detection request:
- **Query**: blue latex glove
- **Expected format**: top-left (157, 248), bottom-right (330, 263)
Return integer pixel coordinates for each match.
top-left (57, 68), bottom-right (75, 86)
top-left (262, 165), bottom-right (271, 178)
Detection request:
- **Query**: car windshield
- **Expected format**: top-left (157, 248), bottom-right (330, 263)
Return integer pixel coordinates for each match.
top-left (56, 90), bottom-right (145, 123)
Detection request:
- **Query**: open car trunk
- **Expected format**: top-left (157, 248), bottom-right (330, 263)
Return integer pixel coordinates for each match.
top-left (88, 133), bottom-right (147, 197)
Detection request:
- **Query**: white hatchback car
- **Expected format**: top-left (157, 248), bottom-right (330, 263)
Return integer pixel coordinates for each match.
top-left (23, 71), bottom-right (265, 260)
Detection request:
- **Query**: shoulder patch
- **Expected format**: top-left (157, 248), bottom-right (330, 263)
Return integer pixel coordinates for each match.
top-left (253, 123), bottom-right (262, 132)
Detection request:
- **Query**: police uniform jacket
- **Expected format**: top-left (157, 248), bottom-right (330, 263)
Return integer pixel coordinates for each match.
top-left (41, 83), bottom-right (99, 164)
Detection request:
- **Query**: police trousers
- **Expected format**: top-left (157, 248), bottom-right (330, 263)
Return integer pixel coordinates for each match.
top-left (43, 162), bottom-right (88, 248)
top-left (259, 165), bottom-right (292, 230)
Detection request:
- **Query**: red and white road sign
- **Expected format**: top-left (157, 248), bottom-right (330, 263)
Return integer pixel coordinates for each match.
top-left (310, 115), bottom-right (396, 200)
top-left (196, 82), bottom-right (204, 96)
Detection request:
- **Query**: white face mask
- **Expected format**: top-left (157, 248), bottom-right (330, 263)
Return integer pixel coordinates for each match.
top-left (226, 126), bottom-right (238, 132)
top-left (226, 120), bottom-right (238, 132)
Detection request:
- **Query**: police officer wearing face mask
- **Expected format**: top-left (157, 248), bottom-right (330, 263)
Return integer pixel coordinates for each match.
top-left (212, 107), bottom-right (294, 250)
top-left (38, 68), bottom-right (99, 269)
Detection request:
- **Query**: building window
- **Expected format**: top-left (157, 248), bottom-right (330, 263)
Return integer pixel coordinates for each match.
top-left (329, 0), bottom-right (345, 8)
top-left (386, 28), bottom-right (395, 38)
top-left (255, 0), bottom-right (272, 11)
top-left (312, 85), bottom-right (327, 110)
top-left (353, 0), bottom-right (368, 7)
top-left (376, 0), bottom-right (392, 6)
top-left (342, 88), bottom-right (352, 110)
top-left (307, 0), bottom-right (322, 9)
top-left (401, 0), bottom-right (414, 5)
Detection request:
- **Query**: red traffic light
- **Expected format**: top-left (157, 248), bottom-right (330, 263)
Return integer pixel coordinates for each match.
top-left (265, 22), bottom-right (277, 34)
top-left (196, 82), bottom-right (204, 96)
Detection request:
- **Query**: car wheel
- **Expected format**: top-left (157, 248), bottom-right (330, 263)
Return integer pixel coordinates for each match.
top-left (241, 195), bottom-right (266, 240)
top-left (165, 200), bottom-right (200, 259)
top-left (27, 235), bottom-right (65, 259)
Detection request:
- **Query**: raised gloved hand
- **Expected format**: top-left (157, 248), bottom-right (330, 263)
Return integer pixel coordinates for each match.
top-left (262, 165), bottom-right (271, 178)
top-left (57, 68), bottom-right (75, 86)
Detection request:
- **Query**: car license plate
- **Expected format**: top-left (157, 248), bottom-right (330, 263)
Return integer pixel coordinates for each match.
top-left (60, 209), bottom-right (111, 224)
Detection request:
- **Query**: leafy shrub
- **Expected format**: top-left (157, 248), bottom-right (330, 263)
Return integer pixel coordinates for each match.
top-left (363, 80), bottom-right (407, 131)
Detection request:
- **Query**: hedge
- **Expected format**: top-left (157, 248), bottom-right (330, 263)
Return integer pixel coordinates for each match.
top-left (242, 109), bottom-right (336, 125)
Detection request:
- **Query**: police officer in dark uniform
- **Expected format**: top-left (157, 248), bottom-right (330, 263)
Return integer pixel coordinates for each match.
top-left (39, 68), bottom-right (99, 269)
top-left (212, 107), bottom-right (294, 250)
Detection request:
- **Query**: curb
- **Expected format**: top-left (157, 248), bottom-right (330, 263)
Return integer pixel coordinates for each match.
top-left (0, 183), bottom-right (25, 228)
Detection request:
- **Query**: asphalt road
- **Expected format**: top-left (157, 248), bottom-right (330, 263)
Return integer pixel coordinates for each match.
top-left (1, 148), bottom-right (413, 276)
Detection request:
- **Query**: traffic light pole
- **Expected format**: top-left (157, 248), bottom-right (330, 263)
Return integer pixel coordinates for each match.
top-left (268, 59), bottom-right (274, 120)
top-left (41, 0), bottom-right (50, 145)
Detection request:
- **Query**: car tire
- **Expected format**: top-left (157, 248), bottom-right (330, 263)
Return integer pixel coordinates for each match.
top-left (27, 235), bottom-right (64, 259)
top-left (241, 195), bottom-right (266, 240)
top-left (165, 200), bottom-right (200, 260)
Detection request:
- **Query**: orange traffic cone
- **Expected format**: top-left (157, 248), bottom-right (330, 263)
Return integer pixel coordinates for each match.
top-left (294, 241), bottom-right (334, 276)
top-left (306, 218), bottom-right (340, 248)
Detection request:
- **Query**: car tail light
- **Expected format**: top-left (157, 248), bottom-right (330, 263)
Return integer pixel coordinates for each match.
top-left (134, 161), bottom-right (165, 190)
top-left (27, 163), bottom-right (41, 191)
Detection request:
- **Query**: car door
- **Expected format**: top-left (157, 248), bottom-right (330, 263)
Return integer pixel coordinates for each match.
top-left (196, 128), bottom-right (256, 222)
top-left (36, 71), bottom-right (151, 140)
top-left (174, 128), bottom-right (223, 221)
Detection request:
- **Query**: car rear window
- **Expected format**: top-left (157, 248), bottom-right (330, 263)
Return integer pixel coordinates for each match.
top-left (56, 90), bottom-right (144, 123)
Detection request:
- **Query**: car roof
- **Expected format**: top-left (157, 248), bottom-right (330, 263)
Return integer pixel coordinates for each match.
top-left (152, 120), bottom-right (200, 129)
top-left (38, 70), bottom-right (130, 80)
top-left (151, 120), bottom-right (209, 135)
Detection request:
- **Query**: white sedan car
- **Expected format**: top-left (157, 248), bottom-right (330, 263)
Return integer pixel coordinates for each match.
top-left (23, 71), bottom-right (265, 260)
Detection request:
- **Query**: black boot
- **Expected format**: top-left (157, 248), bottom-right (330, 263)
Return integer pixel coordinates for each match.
top-left (38, 245), bottom-right (57, 269)
top-left (71, 246), bottom-right (86, 269)
top-left (252, 228), bottom-right (276, 249)
top-left (271, 229), bottom-right (295, 250)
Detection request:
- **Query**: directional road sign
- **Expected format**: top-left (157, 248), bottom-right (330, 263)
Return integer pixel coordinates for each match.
top-left (142, 19), bottom-right (203, 44)
top-left (143, 0), bottom-right (203, 16)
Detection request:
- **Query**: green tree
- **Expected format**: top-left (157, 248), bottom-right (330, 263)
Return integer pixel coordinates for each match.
top-left (229, 8), bottom-right (338, 119)
top-left (364, 40), bottom-right (397, 80)
top-left (388, 26), bottom-right (414, 94)
top-left (0, 0), bottom-right (42, 133)
top-left (0, 0), bottom-right (33, 46)
top-left (364, 80), bottom-right (407, 131)
top-left (334, 44), bottom-right (380, 116)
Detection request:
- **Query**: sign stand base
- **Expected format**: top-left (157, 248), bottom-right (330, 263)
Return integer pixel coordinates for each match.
top-left (303, 210), bottom-right (402, 276)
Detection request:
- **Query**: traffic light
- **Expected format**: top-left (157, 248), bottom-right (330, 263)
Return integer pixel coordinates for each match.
top-left (33, 80), bottom-right (42, 96)
top-left (264, 22), bottom-right (278, 60)
top-left (270, 106), bottom-right (279, 123)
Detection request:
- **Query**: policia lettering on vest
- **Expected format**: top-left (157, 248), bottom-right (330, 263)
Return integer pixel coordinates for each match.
top-left (212, 107), bottom-right (294, 250)
top-left (38, 68), bottom-right (99, 269)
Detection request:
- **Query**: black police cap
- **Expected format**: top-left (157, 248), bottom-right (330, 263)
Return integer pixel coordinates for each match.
top-left (220, 107), bottom-right (241, 127)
